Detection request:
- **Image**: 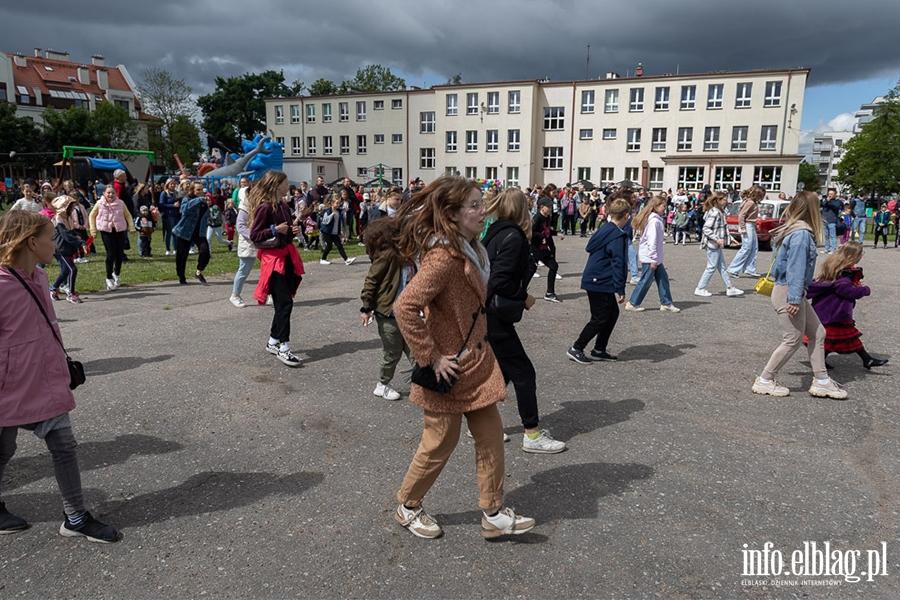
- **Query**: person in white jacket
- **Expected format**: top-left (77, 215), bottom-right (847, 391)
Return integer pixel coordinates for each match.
top-left (625, 196), bottom-right (680, 313)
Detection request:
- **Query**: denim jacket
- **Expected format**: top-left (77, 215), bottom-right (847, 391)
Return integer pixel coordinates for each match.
top-left (851, 197), bottom-right (867, 218)
top-left (772, 228), bottom-right (817, 304)
top-left (171, 196), bottom-right (209, 241)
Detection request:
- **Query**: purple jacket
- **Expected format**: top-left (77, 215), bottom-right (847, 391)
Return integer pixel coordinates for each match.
top-left (0, 266), bottom-right (75, 427)
top-left (806, 276), bottom-right (870, 325)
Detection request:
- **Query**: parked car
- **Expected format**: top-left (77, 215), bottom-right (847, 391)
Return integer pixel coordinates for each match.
top-left (725, 199), bottom-right (790, 250)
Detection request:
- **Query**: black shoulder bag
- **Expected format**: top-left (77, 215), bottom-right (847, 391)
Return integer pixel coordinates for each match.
top-left (410, 308), bottom-right (481, 394)
top-left (5, 267), bottom-right (86, 389)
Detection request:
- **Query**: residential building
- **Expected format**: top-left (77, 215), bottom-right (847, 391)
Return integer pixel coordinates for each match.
top-left (267, 67), bottom-right (808, 197)
top-left (812, 131), bottom-right (854, 191)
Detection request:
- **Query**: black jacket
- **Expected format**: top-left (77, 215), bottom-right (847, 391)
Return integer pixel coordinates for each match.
top-left (483, 218), bottom-right (535, 304)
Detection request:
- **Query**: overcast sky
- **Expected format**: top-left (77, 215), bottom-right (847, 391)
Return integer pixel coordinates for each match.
top-left (4, 0), bottom-right (899, 150)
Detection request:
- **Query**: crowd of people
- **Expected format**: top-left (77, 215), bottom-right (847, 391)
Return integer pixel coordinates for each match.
top-left (0, 170), bottom-right (893, 542)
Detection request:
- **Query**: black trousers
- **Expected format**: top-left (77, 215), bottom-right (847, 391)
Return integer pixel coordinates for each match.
top-left (175, 237), bottom-right (210, 280)
top-left (100, 230), bottom-right (127, 278)
top-left (573, 291), bottom-right (619, 353)
top-left (321, 232), bottom-right (348, 261)
top-left (487, 315), bottom-right (539, 429)
top-left (269, 254), bottom-right (299, 343)
top-left (531, 248), bottom-right (558, 294)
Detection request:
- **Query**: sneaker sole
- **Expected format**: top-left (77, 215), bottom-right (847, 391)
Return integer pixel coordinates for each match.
top-left (522, 444), bottom-right (567, 454)
top-left (0, 525), bottom-right (30, 534)
top-left (278, 357), bottom-right (302, 367)
top-left (58, 523), bottom-right (120, 543)
top-left (808, 388), bottom-right (848, 400)
top-left (481, 522), bottom-right (535, 538)
top-left (752, 385), bottom-right (790, 397)
top-left (394, 511), bottom-right (442, 539)
top-left (266, 346), bottom-right (279, 355)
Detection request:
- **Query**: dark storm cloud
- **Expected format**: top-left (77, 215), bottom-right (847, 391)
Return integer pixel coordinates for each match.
top-left (2, 0), bottom-right (898, 96)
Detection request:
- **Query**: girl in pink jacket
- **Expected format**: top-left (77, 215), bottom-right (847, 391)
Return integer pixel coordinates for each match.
top-left (625, 196), bottom-right (680, 312)
top-left (0, 210), bottom-right (121, 543)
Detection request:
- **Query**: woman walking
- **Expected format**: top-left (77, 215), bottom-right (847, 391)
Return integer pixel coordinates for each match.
top-left (392, 176), bottom-right (535, 539)
top-left (693, 192), bottom-right (744, 298)
top-left (172, 181), bottom-right (211, 285)
top-left (320, 196), bottom-right (356, 266)
top-left (229, 190), bottom-right (257, 308)
top-left (158, 178), bottom-right (180, 256)
top-left (89, 185), bottom-right (135, 291)
top-left (752, 191), bottom-right (847, 399)
top-left (727, 185), bottom-right (764, 278)
top-left (625, 196), bottom-right (680, 313)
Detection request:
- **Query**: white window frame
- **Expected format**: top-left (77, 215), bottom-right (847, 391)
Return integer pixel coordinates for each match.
top-left (731, 126), bottom-right (748, 151)
top-left (651, 128), bottom-right (667, 152)
top-left (358, 167), bottom-right (369, 178)
top-left (291, 136), bottom-right (301, 155)
top-left (373, 100), bottom-right (384, 110)
top-left (508, 129), bottom-right (520, 152)
top-left (466, 130), bottom-right (478, 152)
top-left (392, 98), bottom-right (403, 110)
top-left (392, 168), bottom-right (403, 184)
top-left (506, 167), bottom-right (519, 187)
top-left (542, 147), bottom-right (564, 170)
top-left (323, 103), bottom-right (332, 122)
top-left (446, 130), bottom-right (457, 152)
top-left (306, 136), bottom-right (316, 155)
top-left (605, 89), bottom-right (619, 113)
top-left (543, 107), bottom-right (565, 130)
top-left (680, 85), bottom-right (696, 110)
top-left (579, 128), bottom-right (593, 140)
top-left (626, 128), bottom-right (641, 152)
top-left (600, 167), bottom-right (615, 187)
top-left (760, 125), bottom-right (778, 151)
top-left (485, 166), bottom-right (498, 180)
top-left (629, 88), bottom-right (644, 112)
top-left (678, 167), bottom-right (705, 190)
top-left (275, 105), bottom-right (284, 124)
top-left (753, 166), bottom-right (782, 190)
top-left (392, 133), bottom-right (403, 144)
top-left (508, 90), bottom-right (521, 113)
top-left (486, 130), bottom-right (498, 152)
top-left (581, 90), bottom-right (595, 113)
top-left (465, 167), bottom-right (477, 178)
top-left (306, 104), bottom-right (315, 123)
top-left (357, 135), bottom-right (367, 154)
top-left (704, 127), bottom-right (720, 151)
top-left (655, 87), bottom-right (669, 111)
top-left (649, 168), bottom-right (664, 189)
top-left (420, 148), bottom-right (436, 170)
top-left (340, 135), bottom-right (349, 155)
top-left (467, 93), bottom-right (479, 115)
top-left (374, 134), bottom-right (385, 144)
top-left (487, 91), bottom-right (499, 114)
top-left (446, 94), bottom-right (458, 116)
top-left (714, 166), bottom-right (741, 189)
top-left (735, 83), bottom-right (752, 108)
top-left (420, 111), bottom-right (435, 134)
top-left (624, 167), bottom-right (639, 182)
top-left (323, 136), bottom-right (333, 155)
top-left (677, 127), bottom-right (693, 151)
top-left (707, 84), bottom-right (723, 109)
top-left (577, 167), bottom-right (592, 181)
top-left (602, 128), bottom-right (616, 140)
top-left (356, 101), bottom-right (366, 122)
top-left (290, 104), bottom-right (300, 124)
top-left (339, 102), bottom-right (349, 122)
top-left (764, 81), bottom-right (782, 107)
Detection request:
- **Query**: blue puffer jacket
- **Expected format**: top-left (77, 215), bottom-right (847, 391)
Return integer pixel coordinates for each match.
top-left (771, 225), bottom-right (817, 304)
top-left (172, 196), bottom-right (208, 241)
top-left (581, 222), bottom-right (629, 295)
top-left (159, 190), bottom-right (181, 220)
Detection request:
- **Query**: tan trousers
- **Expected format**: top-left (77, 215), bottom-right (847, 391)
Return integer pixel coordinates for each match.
top-left (761, 284), bottom-right (827, 381)
top-left (397, 404), bottom-right (505, 511)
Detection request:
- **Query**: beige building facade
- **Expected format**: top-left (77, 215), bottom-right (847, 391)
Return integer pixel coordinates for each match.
top-left (267, 67), bottom-right (808, 197)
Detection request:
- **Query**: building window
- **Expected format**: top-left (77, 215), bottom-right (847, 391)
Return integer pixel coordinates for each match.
top-left (275, 137), bottom-right (284, 147)
top-left (714, 166), bottom-right (741, 188)
top-left (323, 136), bottom-right (333, 155)
top-left (629, 88), bottom-right (644, 112)
top-left (17, 86), bottom-right (29, 105)
top-left (357, 135), bottom-right (367, 154)
top-left (507, 167), bottom-right (519, 187)
top-left (605, 89), bottom-right (618, 113)
top-left (374, 100), bottom-right (384, 110)
top-left (374, 134), bottom-right (385, 144)
top-left (466, 130), bottom-right (478, 152)
top-left (704, 127), bottom-right (720, 151)
top-left (508, 129), bottom-right (520, 151)
top-left (508, 90), bottom-right (520, 113)
top-left (753, 166), bottom-right (782, 190)
top-left (291, 137), bottom-right (301, 155)
top-left (275, 105), bottom-right (284, 124)
top-left (627, 128), bottom-right (641, 152)
top-left (291, 105), bottom-right (300, 124)
top-left (358, 167), bottom-right (369, 178)
top-left (446, 131), bottom-right (457, 152)
top-left (487, 91), bottom-right (499, 114)
top-left (339, 102), bottom-right (349, 122)
top-left (392, 168), bottom-right (403, 184)
top-left (600, 167), bottom-right (615, 187)
top-left (542, 147), bottom-right (564, 170)
top-left (602, 128), bottom-right (617, 140)
top-left (735, 83), bottom-right (752, 108)
top-left (624, 167), bottom-right (639, 182)
top-left (654, 86), bottom-right (670, 111)
top-left (306, 104), bottom-right (315, 123)
top-left (465, 167), bottom-right (477, 178)
top-left (392, 134), bottom-right (403, 144)
top-left (651, 128), bottom-right (667, 152)
top-left (764, 81), bottom-right (782, 107)
top-left (760, 125), bottom-right (778, 151)
top-left (323, 103), bottom-right (332, 122)
top-left (543, 107), bottom-right (564, 130)
top-left (306, 136), bottom-right (316, 155)
top-left (487, 130), bottom-right (498, 152)
top-left (649, 168), bottom-right (664, 189)
top-left (731, 126), bottom-right (748, 151)
top-left (677, 127), bottom-right (693, 151)
top-left (340, 135), bottom-right (349, 155)
top-left (317, 166), bottom-right (325, 175)
top-left (420, 148), bottom-right (436, 170)
top-left (707, 84), bottom-right (723, 110)
top-left (445, 166), bottom-right (457, 177)
top-left (446, 94), bottom-right (458, 116)
top-left (678, 167), bottom-right (705, 190)
top-left (392, 98), bottom-right (403, 109)
top-left (467, 93), bottom-right (479, 115)
top-left (577, 167), bottom-right (592, 181)
top-left (420, 111), bottom-right (435, 133)
top-left (581, 90), bottom-right (595, 113)
top-left (485, 166), bottom-right (498, 180)
top-left (356, 101), bottom-right (366, 121)
top-left (579, 129), bottom-right (593, 140)
top-left (680, 85), bottom-right (696, 110)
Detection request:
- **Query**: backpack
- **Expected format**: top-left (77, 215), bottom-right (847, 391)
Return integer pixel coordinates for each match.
top-left (207, 205), bottom-right (223, 227)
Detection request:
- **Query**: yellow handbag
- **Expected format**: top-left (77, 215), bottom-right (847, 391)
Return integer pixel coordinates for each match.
top-left (754, 246), bottom-right (779, 296)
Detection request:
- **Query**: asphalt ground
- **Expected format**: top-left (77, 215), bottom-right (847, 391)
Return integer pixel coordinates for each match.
top-left (1, 232), bottom-right (898, 599)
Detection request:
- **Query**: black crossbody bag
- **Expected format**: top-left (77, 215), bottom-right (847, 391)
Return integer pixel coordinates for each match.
top-left (5, 267), bottom-right (86, 390)
top-left (410, 308), bottom-right (481, 394)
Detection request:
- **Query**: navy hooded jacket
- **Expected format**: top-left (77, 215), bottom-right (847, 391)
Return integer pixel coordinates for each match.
top-left (581, 222), bottom-right (629, 295)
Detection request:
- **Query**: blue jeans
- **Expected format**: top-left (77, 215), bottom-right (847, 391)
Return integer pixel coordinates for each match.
top-left (822, 222), bottom-right (836, 252)
top-left (728, 223), bottom-right (758, 274)
top-left (697, 248), bottom-right (732, 291)
top-left (232, 256), bottom-right (256, 296)
top-left (627, 242), bottom-right (638, 279)
top-left (629, 263), bottom-right (673, 307)
top-left (163, 214), bottom-right (178, 252)
top-left (850, 217), bottom-right (867, 243)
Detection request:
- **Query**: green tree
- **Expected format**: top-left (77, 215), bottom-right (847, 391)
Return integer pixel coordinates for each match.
top-left (169, 115), bottom-right (204, 169)
top-left (42, 106), bottom-right (98, 150)
top-left (137, 68), bottom-right (195, 170)
top-left (797, 160), bottom-right (821, 194)
top-left (0, 102), bottom-right (45, 168)
top-left (342, 64), bottom-right (406, 92)
top-left (838, 79), bottom-right (900, 196)
top-left (91, 102), bottom-right (139, 150)
top-left (197, 70), bottom-right (303, 151)
top-left (447, 73), bottom-right (463, 85)
top-left (308, 77), bottom-right (339, 96)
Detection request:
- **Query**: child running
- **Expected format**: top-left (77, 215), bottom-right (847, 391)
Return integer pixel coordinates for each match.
top-left (48, 196), bottom-right (85, 303)
top-left (625, 195), bottom-right (680, 313)
top-left (805, 241), bottom-right (888, 371)
top-left (0, 210), bottom-right (121, 542)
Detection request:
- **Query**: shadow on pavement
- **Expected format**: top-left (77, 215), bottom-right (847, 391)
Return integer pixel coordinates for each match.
top-left (82, 354), bottom-right (175, 376)
top-left (618, 343), bottom-right (696, 363)
top-left (293, 296), bottom-right (355, 308)
top-left (534, 398), bottom-right (645, 441)
top-left (302, 338), bottom-right (383, 364)
top-left (87, 291), bottom-right (170, 302)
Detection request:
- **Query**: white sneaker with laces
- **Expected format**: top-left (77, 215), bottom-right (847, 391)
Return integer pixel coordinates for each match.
top-left (373, 382), bottom-right (401, 400)
top-left (112, 273), bottom-right (120, 287)
top-left (693, 288), bottom-right (712, 297)
top-left (230, 295), bottom-right (245, 308)
top-left (277, 347), bottom-right (302, 367)
top-left (481, 507), bottom-right (535, 538)
top-left (752, 377), bottom-right (790, 397)
top-left (659, 304), bottom-right (681, 313)
top-left (320, 259), bottom-right (331, 265)
top-left (726, 287), bottom-right (745, 297)
top-left (345, 257), bottom-right (356, 265)
top-left (395, 504), bottom-right (442, 538)
top-left (105, 277), bottom-right (115, 291)
top-left (523, 430), bottom-right (566, 454)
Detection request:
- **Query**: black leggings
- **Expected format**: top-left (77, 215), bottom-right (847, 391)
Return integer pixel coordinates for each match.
top-left (175, 237), bottom-right (210, 280)
top-left (52, 253), bottom-right (77, 293)
top-left (100, 230), bottom-right (127, 278)
top-left (487, 316), bottom-right (539, 429)
top-left (321, 232), bottom-right (348, 261)
top-left (873, 226), bottom-right (889, 247)
top-left (573, 291), bottom-right (620, 354)
top-left (269, 254), bottom-right (299, 343)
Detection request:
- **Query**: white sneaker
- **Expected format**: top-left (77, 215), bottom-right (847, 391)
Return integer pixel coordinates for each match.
top-left (555, 274), bottom-right (562, 280)
top-left (345, 257), bottom-right (356, 265)
top-left (752, 377), bottom-right (790, 397)
top-left (73, 257), bottom-right (89, 264)
top-left (465, 428), bottom-right (510, 442)
top-left (532, 272), bottom-right (540, 278)
top-left (726, 287), bottom-right (745, 297)
top-left (395, 504), bottom-right (442, 539)
top-left (629, 277), bottom-right (640, 285)
top-left (523, 430), bottom-right (566, 454)
top-left (693, 288), bottom-right (712, 297)
top-left (189, 248), bottom-right (198, 254)
top-left (277, 347), bottom-right (302, 367)
top-left (59, 283), bottom-right (70, 294)
top-left (374, 382), bottom-right (401, 401)
top-left (659, 304), bottom-right (681, 313)
top-left (112, 273), bottom-right (120, 287)
top-left (537, 261), bottom-right (545, 267)
top-left (320, 259), bottom-right (331, 265)
top-left (808, 378), bottom-right (848, 400)
top-left (105, 277), bottom-right (115, 291)
top-left (266, 295), bottom-right (273, 305)
top-left (481, 507), bottom-right (535, 538)
top-left (230, 295), bottom-right (245, 308)
top-left (624, 302), bottom-right (644, 312)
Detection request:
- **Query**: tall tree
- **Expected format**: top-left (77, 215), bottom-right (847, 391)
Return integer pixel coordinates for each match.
top-left (169, 115), bottom-right (204, 169)
top-left (91, 102), bottom-right (139, 150)
top-left (308, 77), bottom-right (339, 96)
top-left (42, 106), bottom-right (98, 150)
top-left (197, 70), bottom-right (303, 151)
top-left (136, 68), bottom-right (195, 169)
top-left (838, 79), bottom-right (900, 196)
top-left (343, 65), bottom-right (406, 92)
top-left (0, 102), bottom-right (45, 168)
top-left (796, 160), bottom-right (821, 194)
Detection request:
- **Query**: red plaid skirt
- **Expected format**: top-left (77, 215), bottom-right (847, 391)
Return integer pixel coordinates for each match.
top-left (824, 321), bottom-right (863, 354)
